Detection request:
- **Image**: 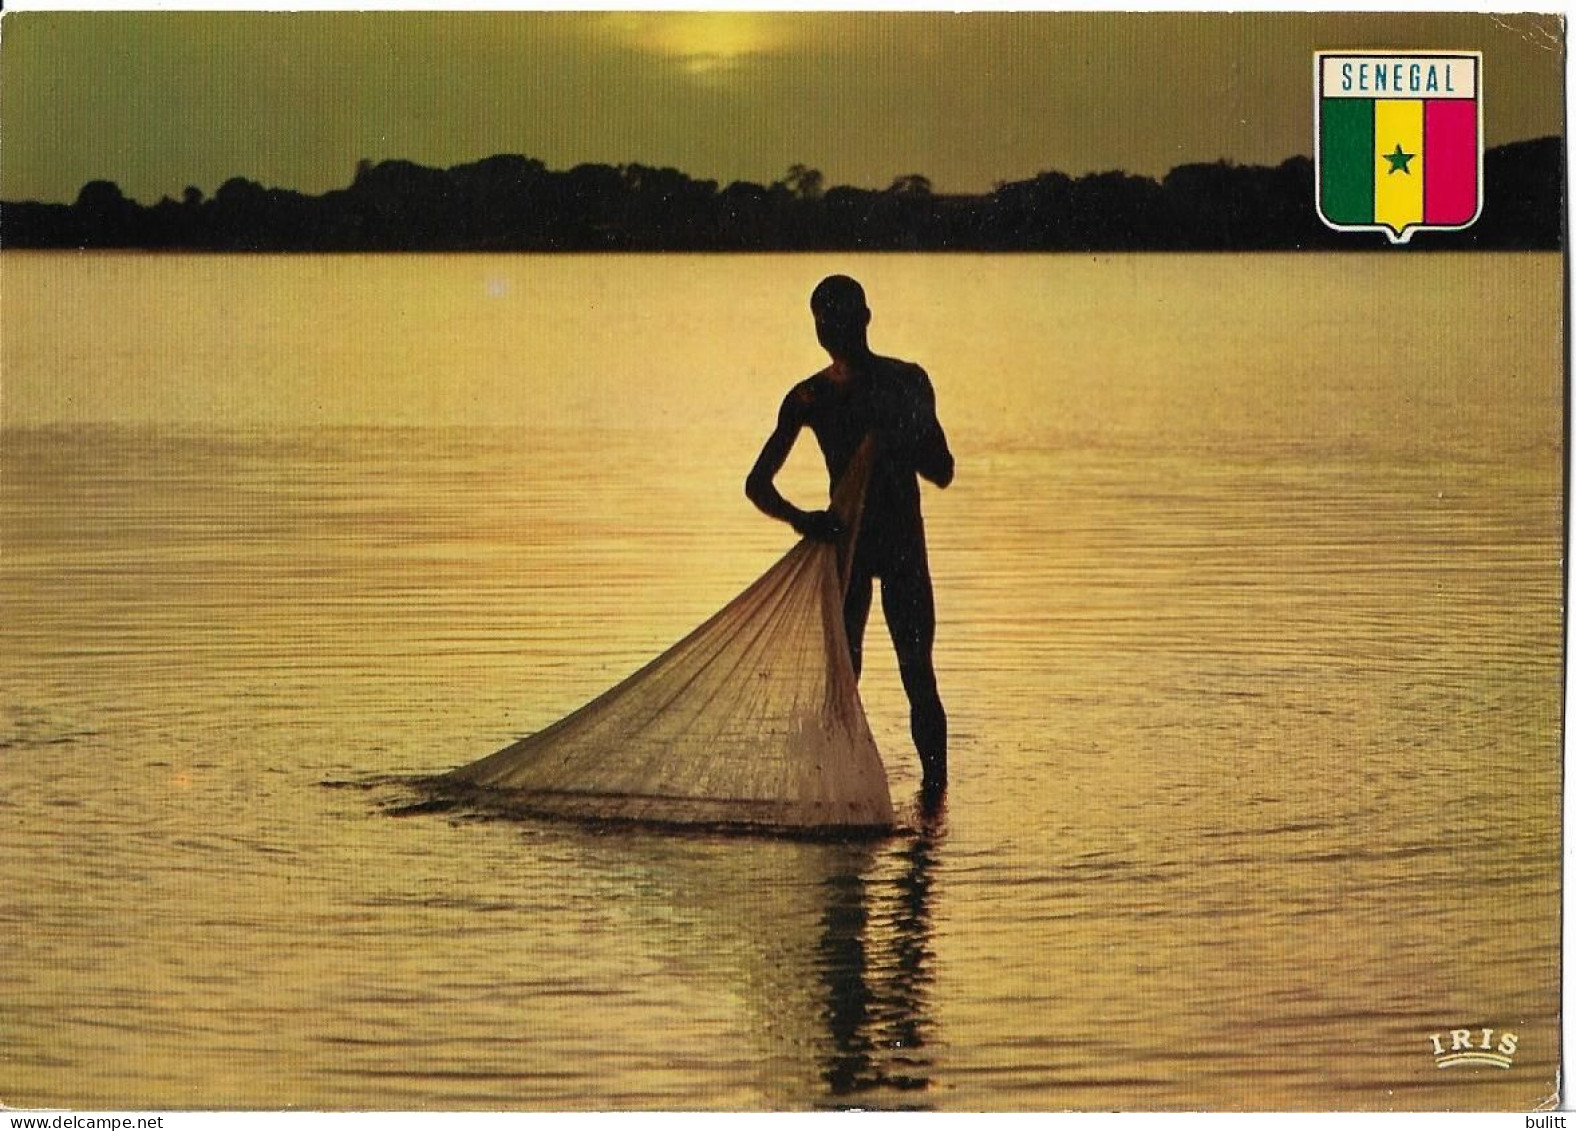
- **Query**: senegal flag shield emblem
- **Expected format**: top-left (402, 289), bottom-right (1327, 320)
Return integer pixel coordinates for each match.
top-left (1315, 52), bottom-right (1483, 244)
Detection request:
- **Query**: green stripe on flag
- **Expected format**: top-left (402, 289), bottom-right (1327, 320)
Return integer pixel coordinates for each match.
top-left (1321, 98), bottom-right (1374, 224)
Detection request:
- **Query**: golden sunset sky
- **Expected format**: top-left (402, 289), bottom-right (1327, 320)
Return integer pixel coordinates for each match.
top-left (0, 10), bottom-right (1564, 204)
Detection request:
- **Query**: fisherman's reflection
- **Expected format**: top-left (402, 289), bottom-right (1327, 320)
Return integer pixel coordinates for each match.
top-left (815, 801), bottom-right (944, 1107)
top-left (538, 807), bottom-right (945, 1109)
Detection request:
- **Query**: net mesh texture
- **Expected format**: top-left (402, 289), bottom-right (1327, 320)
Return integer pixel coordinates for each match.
top-left (441, 440), bottom-right (894, 833)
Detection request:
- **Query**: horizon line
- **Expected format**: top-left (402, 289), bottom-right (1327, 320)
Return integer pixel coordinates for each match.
top-left (5, 133), bottom-right (1563, 209)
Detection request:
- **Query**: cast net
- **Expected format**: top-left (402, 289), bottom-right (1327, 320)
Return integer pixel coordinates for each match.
top-left (440, 440), bottom-right (894, 833)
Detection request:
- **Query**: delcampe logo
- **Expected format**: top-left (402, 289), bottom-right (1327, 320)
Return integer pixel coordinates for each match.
top-left (1427, 1026), bottom-right (1518, 1069)
top-left (1315, 51), bottom-right (1483, 243)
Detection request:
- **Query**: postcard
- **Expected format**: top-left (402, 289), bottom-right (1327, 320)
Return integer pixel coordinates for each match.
top-left (0, 8), bottom-right (1564, 1114)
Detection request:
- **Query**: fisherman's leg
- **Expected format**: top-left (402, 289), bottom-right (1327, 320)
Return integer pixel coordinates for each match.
top-left (881, 555), bottom-right (948, 788)
top-left (842, 559), bottom-right (874, 680)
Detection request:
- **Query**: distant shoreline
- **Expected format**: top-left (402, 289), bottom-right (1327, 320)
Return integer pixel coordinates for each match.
top-left (2, 137), bottom-right (1561, 253)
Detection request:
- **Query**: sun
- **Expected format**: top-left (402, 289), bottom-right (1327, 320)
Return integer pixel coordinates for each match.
top-left (599, 12), bottom-right (791, 81)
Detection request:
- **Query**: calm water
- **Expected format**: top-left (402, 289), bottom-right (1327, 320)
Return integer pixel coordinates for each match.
top-left (0, 252), bottom-right (1563, 1110)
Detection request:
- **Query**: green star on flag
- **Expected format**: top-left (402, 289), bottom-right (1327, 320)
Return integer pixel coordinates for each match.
top-left (1383, 143), bottom-right (1416, 175)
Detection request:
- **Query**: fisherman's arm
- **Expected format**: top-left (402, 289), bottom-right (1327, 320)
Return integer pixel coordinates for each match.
top-left (889, 367), bottom-right (955, 488)
top-left (746, 391), bottom-right (842, 541)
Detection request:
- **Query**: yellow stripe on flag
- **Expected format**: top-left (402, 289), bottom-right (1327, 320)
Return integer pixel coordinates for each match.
top-left (1373, 99), bottom-right (1424, 234)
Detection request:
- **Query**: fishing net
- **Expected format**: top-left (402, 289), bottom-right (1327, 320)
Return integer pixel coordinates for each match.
top-left (441, 440), bottom-right (894, 833)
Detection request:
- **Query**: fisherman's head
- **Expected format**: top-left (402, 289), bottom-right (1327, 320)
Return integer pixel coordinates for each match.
top-left (810, 275), bottom-right (871, 359)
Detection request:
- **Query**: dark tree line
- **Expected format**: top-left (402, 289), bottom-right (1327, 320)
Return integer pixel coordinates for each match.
top-left (2, 137), bottom-right (1561, 253)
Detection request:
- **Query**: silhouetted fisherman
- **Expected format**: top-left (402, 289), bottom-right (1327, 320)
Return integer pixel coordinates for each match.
top-left (747, 275), bottom-right (955, 792)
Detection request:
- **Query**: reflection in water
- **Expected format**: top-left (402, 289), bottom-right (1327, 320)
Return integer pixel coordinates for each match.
top-left (535, 807), bottom-right (945, 1110)
top-left (816, 807), bottom-right (942, 1107)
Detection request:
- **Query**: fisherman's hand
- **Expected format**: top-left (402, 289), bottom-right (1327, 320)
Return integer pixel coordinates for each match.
top-left (793, 509), bottom-right (844, 544)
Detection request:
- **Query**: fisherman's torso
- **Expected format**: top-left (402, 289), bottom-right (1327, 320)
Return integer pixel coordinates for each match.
top-left (796, 357), bottom-right (928, 567)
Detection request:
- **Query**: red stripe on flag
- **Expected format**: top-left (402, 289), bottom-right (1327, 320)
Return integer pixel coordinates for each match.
top-left (1424, 100), bottom-right (1477, 225)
